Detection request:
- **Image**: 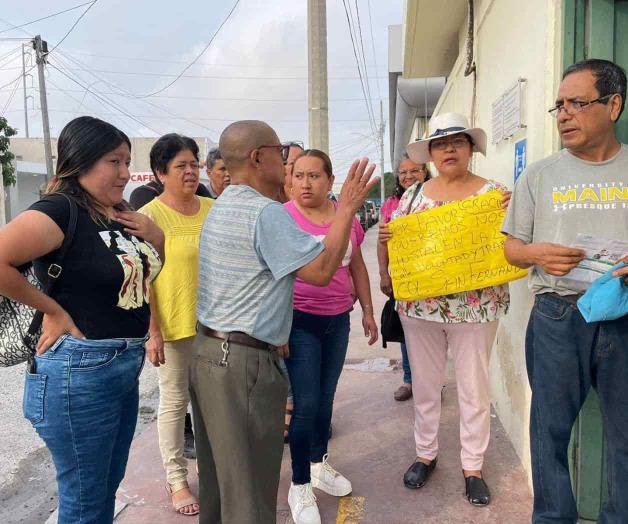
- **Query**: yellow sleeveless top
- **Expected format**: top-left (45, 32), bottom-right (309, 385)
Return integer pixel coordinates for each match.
top-left (139, 196), bottom-right (213, 341)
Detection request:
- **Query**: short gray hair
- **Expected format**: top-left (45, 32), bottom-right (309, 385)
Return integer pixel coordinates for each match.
top-left (206, 147), bottom-right (222, 170)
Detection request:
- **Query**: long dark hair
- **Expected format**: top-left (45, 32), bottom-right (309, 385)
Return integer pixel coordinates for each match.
top-left (393, 156), bottom-right (431, 198)
top-left (46, 116), bottom-right (132, 220)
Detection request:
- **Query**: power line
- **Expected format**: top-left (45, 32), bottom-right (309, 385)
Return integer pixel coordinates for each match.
top-left (29, 65), bottom-right (387, 81)
top-left (365, 0), bottom-right (382, 101)
top-left (0, 85), bottom-right (389, 103)
top-left (341, 0), bottom-right (377, 138)
top-left (62, 49), bottom-right (385, 70)
top-left (138, 0), bottom-right (241, 98)
top-left (0, 53), bottom-right (20, 70)
top-left (0, 1), bottom-right (97, 36)
top-left (48, 61), bottom-right (161, 135)
top-left (353, 0), bottom-right (375, 110)
top-left (51, 55), bottom-right (166, 135)
top-left (0, 46), bottom-right (22, 67)
top-left (1, 76), bottom-right (20, 116)
top-left (0, 64), bottom-right (36, 91)
top-left (43, 108), bottom-right (372, 124)
top-left (48, 1), bottom-right (98, 54)
top-left (53, 50), bottom-right (220, 136)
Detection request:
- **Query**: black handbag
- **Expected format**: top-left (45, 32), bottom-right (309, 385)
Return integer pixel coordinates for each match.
top-left (0, 195), bottom-right (78, 367)
top-left (380, 297), bottom-right (405, 348)
top-left (379, 183), bottom-right (421, 348)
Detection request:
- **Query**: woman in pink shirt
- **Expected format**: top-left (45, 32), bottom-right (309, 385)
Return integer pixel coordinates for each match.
top-left (284, 149), bottom-right (377, 524)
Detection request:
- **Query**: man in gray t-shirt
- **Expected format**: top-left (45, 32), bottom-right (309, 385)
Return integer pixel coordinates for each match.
top-left (190, 120), bottom-right (378, 524)
top-left (502, 59), bottom-right (628, 523)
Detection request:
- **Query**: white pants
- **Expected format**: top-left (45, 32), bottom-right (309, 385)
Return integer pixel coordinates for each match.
top-left (157, 336), bottom-right (195, 486)
top-left (400, 316), bottom-right (498, 470)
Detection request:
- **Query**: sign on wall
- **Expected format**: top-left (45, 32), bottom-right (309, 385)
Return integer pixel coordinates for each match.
top-left (491, 79), bottom-right (526, 144)
top-left (123, 172), bottom-right (155, 199)
top-left (514, 139), bottom-right (527, 183)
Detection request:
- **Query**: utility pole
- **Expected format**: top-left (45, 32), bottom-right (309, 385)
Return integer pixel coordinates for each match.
top-left (307, 0), bottom-right (329, 152)
top-left (379, 100), bottom-right (385, 204)
top-left (33, 35), bottom-right (53, 183)
top-left (21, 44), bottom-right (30, 138)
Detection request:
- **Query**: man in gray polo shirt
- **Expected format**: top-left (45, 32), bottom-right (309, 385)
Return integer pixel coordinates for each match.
top-left (503, 59), bottom-right (628, 523)
top-left (190, 120), bottom-right (377, 524)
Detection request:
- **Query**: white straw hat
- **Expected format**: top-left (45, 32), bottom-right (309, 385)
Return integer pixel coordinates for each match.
top-left (406, 112), bottom-right (487, 164)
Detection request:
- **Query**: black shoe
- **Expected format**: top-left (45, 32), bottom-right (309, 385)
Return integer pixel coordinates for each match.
top-left (465, 475), bottom-right (490, 506)
top-left (403, 458), bottom-right (437, 489)
top-left (183, 414), bottom-right (196, 460)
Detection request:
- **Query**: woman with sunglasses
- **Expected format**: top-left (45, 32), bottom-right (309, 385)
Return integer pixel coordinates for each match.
top-left (379, 113), bottom-right (511, 507)
top-left (378, 154), bottom-right (431, 402)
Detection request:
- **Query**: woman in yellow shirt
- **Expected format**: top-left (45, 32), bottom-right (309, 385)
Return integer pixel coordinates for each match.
top-left (140, 134), bottom-right (213, 516)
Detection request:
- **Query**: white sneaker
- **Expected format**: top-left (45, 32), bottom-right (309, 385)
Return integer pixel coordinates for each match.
top-left (288, 482), bottom-right (321, 524)
top-left (310, 454), bottom-right (352, 496)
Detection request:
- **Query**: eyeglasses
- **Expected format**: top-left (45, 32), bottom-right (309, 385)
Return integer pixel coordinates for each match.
top-left (399, 167), bottom-right (427, 176)
top-left (258, 144), bottom-right (291, 162)
top-left (430, 137), bottom-right (470, 151)
top-left (548, 94), bottom-right (615, 118)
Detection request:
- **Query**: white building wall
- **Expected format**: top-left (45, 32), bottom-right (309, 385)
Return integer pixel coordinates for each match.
top-left (422, 0), bottom-right (565, 483)
top-left (10, 137), bottom-right (212, 173)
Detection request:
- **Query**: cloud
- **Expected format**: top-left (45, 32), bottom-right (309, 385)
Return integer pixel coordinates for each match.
top-left (0, 0), bottom-right (400, 175)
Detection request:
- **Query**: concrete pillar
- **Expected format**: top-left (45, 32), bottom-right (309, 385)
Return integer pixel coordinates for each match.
top-left (308, 0), bottom-right (329, 152)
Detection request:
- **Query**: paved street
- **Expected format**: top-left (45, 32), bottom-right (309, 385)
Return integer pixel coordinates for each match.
top-left (0, 346), bottom-right (161, 524)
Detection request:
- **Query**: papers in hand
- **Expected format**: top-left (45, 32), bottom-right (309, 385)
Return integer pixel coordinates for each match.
top-left (563, 234), bottom-right (628, 292)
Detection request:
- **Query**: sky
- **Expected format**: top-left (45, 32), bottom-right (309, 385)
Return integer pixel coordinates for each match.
top-left (0, 0), bottom-right (403, 176)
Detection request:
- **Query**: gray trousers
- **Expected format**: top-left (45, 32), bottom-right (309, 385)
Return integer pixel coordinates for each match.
top-left (190, 332), bottom-right (288, 524)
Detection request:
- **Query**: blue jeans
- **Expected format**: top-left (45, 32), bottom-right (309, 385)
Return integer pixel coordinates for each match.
top-left (526, 294), bottom-right (628, 524)
top-left (23, 334), bottom-right (146, 524)
top-left (285, 310), bottom-right (350, 484)
top-left (400, 342), bottom-right (412, 384)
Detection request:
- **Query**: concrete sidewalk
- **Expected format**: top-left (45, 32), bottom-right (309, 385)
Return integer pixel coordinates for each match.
top-left (115, 361), bottom-right (532, 523)
top-left (114, 228), bottom-right (533, 523)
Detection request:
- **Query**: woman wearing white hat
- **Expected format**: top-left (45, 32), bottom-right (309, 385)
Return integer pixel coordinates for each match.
top-left (379, 112), bottom-right (511, 506)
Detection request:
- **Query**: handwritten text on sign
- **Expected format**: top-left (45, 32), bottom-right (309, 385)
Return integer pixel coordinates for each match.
top-left (387, 190), bottom-right (527, 301)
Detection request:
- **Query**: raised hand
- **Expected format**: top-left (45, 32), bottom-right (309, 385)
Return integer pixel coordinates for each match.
top-left (337, 158), bottom-right (380, 215)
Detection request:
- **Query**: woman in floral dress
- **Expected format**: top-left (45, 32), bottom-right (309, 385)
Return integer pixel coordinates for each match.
top-left (379, 113), bottom-right (511, 507)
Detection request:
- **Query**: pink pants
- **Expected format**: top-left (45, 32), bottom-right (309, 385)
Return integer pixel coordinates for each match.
top-left (400, 316), bottom-right (498, 471)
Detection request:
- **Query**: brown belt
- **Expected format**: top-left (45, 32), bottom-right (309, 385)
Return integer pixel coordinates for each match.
top-left (197, 324), bottom-right (272, 351)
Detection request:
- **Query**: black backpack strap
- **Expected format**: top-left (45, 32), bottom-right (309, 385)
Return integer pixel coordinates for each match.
top-left (26, 194), bottom-right (79, 341)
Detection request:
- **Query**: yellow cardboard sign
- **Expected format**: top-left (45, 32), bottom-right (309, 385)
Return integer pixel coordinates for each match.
top-left (387, 190), bottom-right (527, 301)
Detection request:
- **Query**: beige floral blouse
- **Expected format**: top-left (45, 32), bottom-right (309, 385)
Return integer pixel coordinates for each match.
top-left (392, 180), bottom-right (510, 324)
